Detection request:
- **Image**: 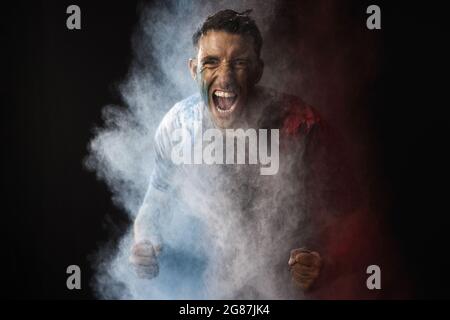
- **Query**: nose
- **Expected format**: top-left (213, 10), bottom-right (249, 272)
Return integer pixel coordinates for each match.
top-left (216, 61), bottom-right (236, 89)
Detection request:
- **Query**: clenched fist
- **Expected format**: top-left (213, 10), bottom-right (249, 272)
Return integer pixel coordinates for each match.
top-left (288, 248), bottom-right (322, 291)
top-left (129, 240), bottom-right (161, 279)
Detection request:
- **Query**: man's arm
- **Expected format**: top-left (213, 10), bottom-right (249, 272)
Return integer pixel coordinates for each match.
top-left (130, 112), bottom-right (177, 279)
top-left (134, 185), bottom-right (171, 247)
top-left (130, 183), bottom-right (171, 279)
top-left (279, 100), bottom-right (366, 295)
top-left (301, 121), bottom-right (392, 298)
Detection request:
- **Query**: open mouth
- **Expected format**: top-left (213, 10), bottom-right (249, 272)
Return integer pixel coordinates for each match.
top-left (212, 90), bottom-right (238, 114)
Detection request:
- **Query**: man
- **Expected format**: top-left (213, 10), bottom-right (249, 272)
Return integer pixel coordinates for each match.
top-left (130, 9), bottom-right (379, 299)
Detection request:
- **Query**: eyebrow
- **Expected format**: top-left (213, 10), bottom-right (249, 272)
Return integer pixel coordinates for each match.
top-left (200, 54), bottom-right (252, 63)
top-left (233, 57), bottom-right (250, 61)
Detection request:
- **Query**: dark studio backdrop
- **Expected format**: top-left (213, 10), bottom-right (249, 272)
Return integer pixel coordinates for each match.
top-left (3, 0), bottom-right (448, 299)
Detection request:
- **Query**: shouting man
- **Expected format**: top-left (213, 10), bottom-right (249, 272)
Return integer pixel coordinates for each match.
top-left (130, 9), bottom-right (387, 299)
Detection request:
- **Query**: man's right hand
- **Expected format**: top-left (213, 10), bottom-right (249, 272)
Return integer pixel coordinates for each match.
top-left (129, 241), bottom-right (161, 279)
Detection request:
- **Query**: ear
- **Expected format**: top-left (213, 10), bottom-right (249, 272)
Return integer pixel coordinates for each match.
top-left (188, 58), bottom-right (198, 80)
top-left (253, 59), bottom-right (264, 84)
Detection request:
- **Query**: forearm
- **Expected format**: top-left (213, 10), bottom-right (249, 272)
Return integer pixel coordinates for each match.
top-left (134, 186), bottom-right (171, 247)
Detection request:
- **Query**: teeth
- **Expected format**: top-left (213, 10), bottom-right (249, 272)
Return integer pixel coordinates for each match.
top-left (214, 90), bottom-right (236, 98)
top-left (216, 107), bottom-right (232, 113)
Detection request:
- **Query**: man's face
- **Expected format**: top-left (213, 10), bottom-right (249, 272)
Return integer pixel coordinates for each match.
top-left (189, 30), bottom-right (263, 128)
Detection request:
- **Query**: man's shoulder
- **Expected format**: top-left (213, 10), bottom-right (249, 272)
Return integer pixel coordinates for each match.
top-left (157, 93), bottom-right (203, 134)
top-left (256, 86), bottom-right (323, 136)
top-left (280, 93), bottom-right (323, 136)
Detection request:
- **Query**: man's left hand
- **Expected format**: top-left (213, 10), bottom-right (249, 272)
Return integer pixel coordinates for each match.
top-left (288, 248), bottom-right (322, 291)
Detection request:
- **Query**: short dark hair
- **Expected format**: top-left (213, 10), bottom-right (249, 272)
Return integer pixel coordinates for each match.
top-left (192, 9), bottom-right (263, 58)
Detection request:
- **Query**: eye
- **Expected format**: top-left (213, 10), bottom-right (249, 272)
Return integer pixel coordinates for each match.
top-left (202, 58), bottom-right (219, 68)
top-left (233, 59), bottom-right (249, 68)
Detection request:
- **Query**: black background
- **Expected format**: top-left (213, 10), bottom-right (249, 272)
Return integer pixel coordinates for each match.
top-left (3, 0), bottom-right (448, 299)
